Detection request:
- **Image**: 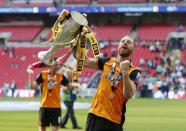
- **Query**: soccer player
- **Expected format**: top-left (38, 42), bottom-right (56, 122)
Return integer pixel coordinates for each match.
top-left (27, 62), bottom-right (69, 131)
top-left (84, 35), bottom-right (141, 131)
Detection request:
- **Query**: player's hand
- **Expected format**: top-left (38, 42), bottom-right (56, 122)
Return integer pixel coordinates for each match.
top-left (71, 82), bottom-right (80, 88)
top-left (120, 60), bottom-right (130, 75)
top-left (71, 82), bottom-right (80, 94)
top-left (70, 82), bottom-right (80, 91)
top-left (27, 65), bottom-right (34, 74)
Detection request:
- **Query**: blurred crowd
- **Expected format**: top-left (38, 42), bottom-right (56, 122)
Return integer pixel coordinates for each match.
top-left (139, 58), bottom-right (186, 99)
top-left (137, 39), bottom-right (186, 99)
top-left (1, 80), bottom-right (17, 97)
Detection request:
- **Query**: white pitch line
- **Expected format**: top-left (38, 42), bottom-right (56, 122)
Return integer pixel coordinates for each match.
top-left (0, 102), bottom-right (91, 111)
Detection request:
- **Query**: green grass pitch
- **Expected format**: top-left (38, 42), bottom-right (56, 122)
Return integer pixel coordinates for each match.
top-left (0, 98), bottom-right (186, 131)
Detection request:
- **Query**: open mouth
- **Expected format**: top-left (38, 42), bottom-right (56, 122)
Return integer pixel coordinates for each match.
top-left (122, 46), bottom-right (127, 49)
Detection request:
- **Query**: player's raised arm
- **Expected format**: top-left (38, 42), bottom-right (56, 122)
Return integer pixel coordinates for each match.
top-left (27, 61), bottom-right (46, 89)
top-left (84, 56), bottom-right (99, 69)
top-left (120, 60), bottom-right (136, 100)
top-left (27, 65), bottom-right (39, 89)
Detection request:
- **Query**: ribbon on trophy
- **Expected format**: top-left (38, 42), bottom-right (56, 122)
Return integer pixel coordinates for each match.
top-left (74, 27), bottom-right (100, 74)
top-left (86, 27), bottom-right (100, 58)
top-left (76, 34), bottom-right (86, 73)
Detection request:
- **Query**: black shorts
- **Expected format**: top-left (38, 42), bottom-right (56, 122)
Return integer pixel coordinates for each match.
top-left (39, 107), bottom-right (61, 127)
top-left (85, 113), bottom-right (123, 131)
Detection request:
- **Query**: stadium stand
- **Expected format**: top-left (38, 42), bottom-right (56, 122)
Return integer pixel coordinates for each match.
top-left (10, 0), bottom-right (89, 7)
top-left (0, 0), bottom-right (6, 6)
top-left (137, 24), bottom-right (178, 41)
top-left (79, 68), bottom-right (97, 84)
top-left (0, 25), bottom-right (43, 42)
top-left (91, 24), bottom-right (132, 41)
top-left (0, 47), bottom-right (70, 88)
top-left (10, 0), bottom-right (54, 7)
top-left (66, 0), bottom-right (90, 4)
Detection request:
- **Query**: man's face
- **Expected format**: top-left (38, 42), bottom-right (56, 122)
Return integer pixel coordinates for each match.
top-left (118, 36), bottom-right (135, 57)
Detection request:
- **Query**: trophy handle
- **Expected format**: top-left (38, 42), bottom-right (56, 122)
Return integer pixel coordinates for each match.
top-left (52, 9), bottom-right (69, 36)
top-left (39, 10), bottom-right (69, 46)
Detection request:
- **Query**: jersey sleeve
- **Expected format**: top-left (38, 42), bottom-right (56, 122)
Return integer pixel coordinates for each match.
top-left (36, 73), bottom-right (43, 84)
top-left (98, 57), bottom-right (110, 70)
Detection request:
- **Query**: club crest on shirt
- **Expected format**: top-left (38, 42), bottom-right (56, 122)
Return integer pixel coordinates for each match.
top-left (105, 70), bottom-right (122, 90)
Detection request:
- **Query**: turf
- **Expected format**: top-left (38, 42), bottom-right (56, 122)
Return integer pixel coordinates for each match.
top-left (125, 99), bottom-right (186, 131)
top-left (0, 98), bottom-right (186, 131)
top-left (0, 96), bottom-right (92, 103)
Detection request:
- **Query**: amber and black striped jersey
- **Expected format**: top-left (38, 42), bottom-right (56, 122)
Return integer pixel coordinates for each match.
top-left (36, 70), bottom-right (69, 108)
top-left (89, 57), bottom-right (140, 125)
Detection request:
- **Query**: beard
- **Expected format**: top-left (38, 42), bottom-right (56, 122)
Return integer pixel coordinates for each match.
top-left (119, 49), bottom-right (132, 57)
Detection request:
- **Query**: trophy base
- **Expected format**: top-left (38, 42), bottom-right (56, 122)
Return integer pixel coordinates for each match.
top-left (38, 51), bottom-right (55, 66)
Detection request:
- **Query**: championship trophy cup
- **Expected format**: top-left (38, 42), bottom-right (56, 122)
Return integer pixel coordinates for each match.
top-left (38, 9), bottom-right (88, 66)
top-left (28, 10), bottom-right (100, 88)
top-left (37, 9), bottom-right (100, 81)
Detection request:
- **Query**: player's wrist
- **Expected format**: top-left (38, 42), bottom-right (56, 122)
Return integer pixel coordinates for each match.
top-left (121, 70), bottom-right (129, 78)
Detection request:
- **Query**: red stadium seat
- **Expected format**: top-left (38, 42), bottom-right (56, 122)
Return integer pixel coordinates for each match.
top-left (0, 25), bottom-right (42, 42)
top-left (79, 68), bottom-right (96, 84)
top-left (0, 47), bottom-right (70, 89)
top-left (0, 0), bottom-right (6, 6)
top-left (132, 45), bottom-right (159, 66)
top-left (92, 24), bottom-right (132, 41)
top-left (29, 2), bottom-right (54, 7)
top-left (97, 0), bottom-right (146, 4)
top-left (66, 0), bottom-right (90, 4)
top-left (11, 0), bottom-right (54, 7)
top-left (138, 24), bottom-right (177, 41)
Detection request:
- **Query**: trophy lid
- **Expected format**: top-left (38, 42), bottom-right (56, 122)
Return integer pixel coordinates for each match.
top-left (71, 11), bottom-right (88, 26)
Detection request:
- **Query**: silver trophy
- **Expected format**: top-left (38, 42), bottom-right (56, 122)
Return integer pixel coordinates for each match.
top-left (38, 10), bottom-right (88, 65)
